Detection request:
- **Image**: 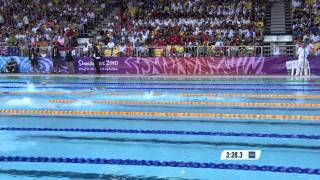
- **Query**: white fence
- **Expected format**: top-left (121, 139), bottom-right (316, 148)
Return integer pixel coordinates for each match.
top-left (0, 45), bottom-right (306, 57)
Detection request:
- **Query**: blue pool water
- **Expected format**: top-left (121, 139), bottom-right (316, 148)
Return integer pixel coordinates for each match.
top-left (0, 75), bottom-right (320, 180)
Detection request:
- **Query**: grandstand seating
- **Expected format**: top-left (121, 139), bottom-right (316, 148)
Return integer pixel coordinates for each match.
top-left (110, 0), bottom-right (265, 47)
top-left (0, 0), bottom-right (110, 47)
top-left (0, 0), bottom-right (319, 57)
top-left (0, 0), bottom-right (266, 49)
top-left (292, 0), bottom-right (320, 42)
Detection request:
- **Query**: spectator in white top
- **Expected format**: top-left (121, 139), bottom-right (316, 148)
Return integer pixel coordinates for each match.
top-left (215, 39), bottom-right (224, 47)
top-left (23, 15), bottom-right (29, 30)
top-left (107, 40), bottom-right (115, 55)
top-left (107, 40), bottom-right (115, 49)
top-left (82, 43), bottom-right (90, 57)
top-left (292, 0), bottom-right (302, 8)
top-left (119, 43), bottom-right (127, 56)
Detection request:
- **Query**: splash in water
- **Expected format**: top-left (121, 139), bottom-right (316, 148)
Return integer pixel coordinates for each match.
top-left (26, 82), bottom-right (37, 92)
top-left (5, 97), bottom-right (35, 106)
top-left (70, 100), bottom-right (94, 107)
top-left (143, 91), bottom-right (156, 99)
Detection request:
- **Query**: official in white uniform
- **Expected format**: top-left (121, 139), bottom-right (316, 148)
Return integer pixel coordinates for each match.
top-left (296, 43), bottom-right (310, 76)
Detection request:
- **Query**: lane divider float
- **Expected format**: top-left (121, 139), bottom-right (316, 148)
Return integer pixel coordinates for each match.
top-left (48, 99), bottom-right (320, 108)
top-left (2, 86), bottom-right (320, 91)
top-left (0, 109), bottom-right (319, 120)
top-left (2, 91), bottom-right (320, 99)
top-left (1, 127), bottom-right (320, 140)
top-left (0, 156), bottom-right (319, 175)
top-left (181, 93), bottom-right (320, 99)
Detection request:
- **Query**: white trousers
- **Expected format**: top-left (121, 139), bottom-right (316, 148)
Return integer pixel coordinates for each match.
top-left (295, 58), bottom-right (310, 76)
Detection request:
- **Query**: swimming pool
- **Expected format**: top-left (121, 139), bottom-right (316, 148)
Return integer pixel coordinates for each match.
top-left (0, 75), bottom-right (319, 180)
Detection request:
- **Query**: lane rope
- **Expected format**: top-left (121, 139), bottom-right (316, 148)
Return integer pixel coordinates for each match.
top-left (2, 91), bottom-right (320, 99)
top-left (181, 93), bottom-right (320, 99)
top-left (0, 109), bottom-right (319, 120)
top-left (0, 156), bottom-right (319, 175)
top-left (48, 99), bottom-right (320, 108)
top-left (1, 86), bottom-right (320, 92)
top-left (1, 127), bottom-right (320, 140)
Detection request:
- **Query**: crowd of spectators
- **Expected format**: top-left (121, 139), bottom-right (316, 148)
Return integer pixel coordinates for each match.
top-left (93, 0), bottom-right (266, 56)
top-left (0, 0), bottom-right (108, 48)
top-left (0, 0), bottom-right (266, 56)
top-left (292, 0), bottom-right (320, 43)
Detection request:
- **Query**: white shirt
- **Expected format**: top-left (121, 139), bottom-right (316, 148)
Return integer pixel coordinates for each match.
top-left (23, 16), bottom-right (29, 25)
top-left (119, 45), bottom-right (127, 53)
top-left (297, 47), bottom-right (310, 61)
top-left (107, 42), bottom-right (115, 49)
top-left (83, 46), bottom-right (89, 52)
top-left (292, 0), bottom-right (301, 8)
top-left (215, 41), bottom-right (224, 47)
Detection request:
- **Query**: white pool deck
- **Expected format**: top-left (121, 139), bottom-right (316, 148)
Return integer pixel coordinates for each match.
top-left (0, 74), bottom-right (319, 79)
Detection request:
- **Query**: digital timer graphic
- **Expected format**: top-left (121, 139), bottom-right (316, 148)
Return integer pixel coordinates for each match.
top-left (221, 150), bottom-right (261, 160)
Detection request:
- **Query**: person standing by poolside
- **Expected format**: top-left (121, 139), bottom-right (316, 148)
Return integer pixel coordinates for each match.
top-left (65, 49), bottom-right (75, 74)
top-left (51, 44), bottom-right (61, 73)
top-left (92, 45), bottom-right (101, 74)
top-left (28, 45), bottom-right (39, 73)
top-left (296, 42), bottom-right (311, 76)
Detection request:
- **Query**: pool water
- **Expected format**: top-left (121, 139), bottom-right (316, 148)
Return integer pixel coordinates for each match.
top-left (0, 75), bottom-right (320, 180)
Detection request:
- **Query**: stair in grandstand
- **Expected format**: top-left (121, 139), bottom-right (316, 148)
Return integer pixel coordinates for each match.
top-left (265, 0), bottom-right (292, 36)
top-left (87, 7), bottom-right (121, 37)
top-left (264, 0), bottom-right (293, 56)
top-left (79, 0), bottom-right (121, 39)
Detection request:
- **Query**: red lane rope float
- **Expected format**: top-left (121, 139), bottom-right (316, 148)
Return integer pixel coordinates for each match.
top-left (0, 109), bottom-right (319, 120)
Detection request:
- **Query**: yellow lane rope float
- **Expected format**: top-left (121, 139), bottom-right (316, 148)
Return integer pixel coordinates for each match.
top-left (0, 109), bottom-right (319, 120)
top-left (180, 93), bottom-right (320, 99)
top-left (48, 100), bottom-right (320, 108)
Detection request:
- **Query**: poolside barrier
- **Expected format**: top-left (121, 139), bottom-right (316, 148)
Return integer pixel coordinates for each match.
top-left (2, 81), bottom-right (320, 87)
top-left (0, 156), bottom-right (319, 175)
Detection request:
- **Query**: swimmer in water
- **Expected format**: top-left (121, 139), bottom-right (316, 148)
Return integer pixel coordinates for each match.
top-left (41, 82), bottom-right (48, 87)
top-left (90, 88), bottom-right (98, 92)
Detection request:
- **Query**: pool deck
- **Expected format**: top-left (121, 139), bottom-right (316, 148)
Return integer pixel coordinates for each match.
top-left (0, 74), bottom-right (319, 79)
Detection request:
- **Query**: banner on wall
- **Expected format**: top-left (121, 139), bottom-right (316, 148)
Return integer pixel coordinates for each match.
top-left (0, 56), bottom-right (67, 73)
top-left (0, 56), bottom-right (319, 75)
top-left (73, 56), bottom-right (320, 75)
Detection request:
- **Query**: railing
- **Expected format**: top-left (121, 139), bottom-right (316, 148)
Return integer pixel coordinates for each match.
top-left (0, 45), bottom-right (316, 58)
